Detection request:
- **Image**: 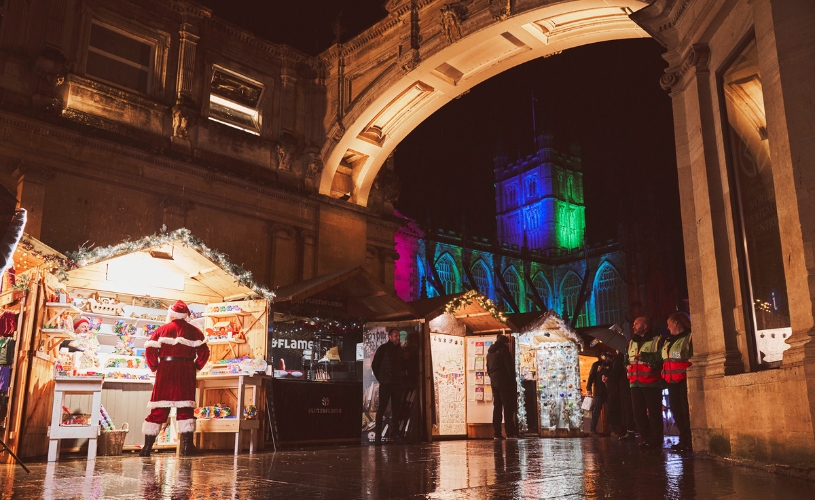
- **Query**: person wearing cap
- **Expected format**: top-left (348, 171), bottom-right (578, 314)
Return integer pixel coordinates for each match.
top-left (139, 300), bottom-right (209, 457)
top-left (487, 334), bottom-right (518, 439)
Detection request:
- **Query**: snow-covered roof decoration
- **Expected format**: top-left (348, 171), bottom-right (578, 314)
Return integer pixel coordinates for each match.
top-left (519, 310), bottom-right (583, 347)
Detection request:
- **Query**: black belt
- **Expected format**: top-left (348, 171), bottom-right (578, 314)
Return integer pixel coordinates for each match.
top-left (160, 356), bottom-right (194, 362)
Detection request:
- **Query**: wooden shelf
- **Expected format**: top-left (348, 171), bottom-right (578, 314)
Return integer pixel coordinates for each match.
top-left (45, 302), bottom-right (84, 313)
top-left (102, 378), bottom-right (153, 385)
top-left (196, 418), bottom-right (259, 433)
top-left (206, 338), bottom-right (246, 345)
top-left (203, 311), bottom-right (250, 318)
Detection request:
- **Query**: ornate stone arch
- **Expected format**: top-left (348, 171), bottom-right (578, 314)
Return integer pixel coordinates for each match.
top-left (435, 252), bottom-right (460, 295)
top-left (593, 261), bottom-right (625, 326)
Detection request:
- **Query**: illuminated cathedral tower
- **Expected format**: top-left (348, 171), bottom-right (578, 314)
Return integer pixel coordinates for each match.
top-left (495, 133), bottom-right (585, 253)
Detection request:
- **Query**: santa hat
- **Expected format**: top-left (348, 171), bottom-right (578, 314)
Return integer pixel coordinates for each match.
top-left (167, 300), bottom-right (191, 320)
top-left (73, 317), bottom-right (89, 330)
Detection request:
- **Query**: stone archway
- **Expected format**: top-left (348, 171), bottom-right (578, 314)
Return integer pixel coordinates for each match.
top-left (318, 0), bottom-right (651, 206)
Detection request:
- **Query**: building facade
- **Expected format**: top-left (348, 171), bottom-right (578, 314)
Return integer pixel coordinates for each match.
top-left (395, 134), bottom-right (628, 328)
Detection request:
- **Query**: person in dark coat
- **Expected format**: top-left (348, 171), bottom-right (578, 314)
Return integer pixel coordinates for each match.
top-left (371, 328), bottom-right (404, 444)
top-left (587, 352), bottom-right (611, 435)
top-left (607, 350), bottom-right (636, 440)
top-left (486, 334), bottom-right (517, 439)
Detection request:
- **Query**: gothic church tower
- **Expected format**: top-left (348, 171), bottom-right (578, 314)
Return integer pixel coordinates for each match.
top-left (494, 133), bottom-right (585, 253)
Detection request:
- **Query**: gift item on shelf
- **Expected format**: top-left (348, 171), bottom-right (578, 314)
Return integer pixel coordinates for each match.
top-left (0, 337), bottom-right (15, 365)
top-left (0, 309), bottom-right (17, 336)
top-left (194, 403), bottom-right (232, 419)
top-left (99, 404), bottom-right (116, 431)
top-left (243, 405), bottom-right (258, 419)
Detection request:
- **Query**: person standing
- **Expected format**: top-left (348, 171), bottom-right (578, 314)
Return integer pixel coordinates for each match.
top-left (608, 349), bottom-right (636, 440)
top-left (372, 328), bottom-right (404, 444)
top-left (140, 301), bottom-right (210, 457)
top-left (401, 330), bottom-right (421, 443)
top-left (626, 316), bottom-right (664, 449)
top-left (662, 312), bottom-right (693, 452)
top-left (586, 353), bottom-right (610, 436)
top-left (487, 334), bottom-right (517, 439)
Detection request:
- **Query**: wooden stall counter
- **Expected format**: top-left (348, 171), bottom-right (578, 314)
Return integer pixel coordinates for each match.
top-left (194, 373), bottom-right (268, 455)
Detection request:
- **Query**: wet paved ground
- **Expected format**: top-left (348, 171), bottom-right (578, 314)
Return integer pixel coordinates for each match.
top-left (2, 437), bottom-right (814, 499)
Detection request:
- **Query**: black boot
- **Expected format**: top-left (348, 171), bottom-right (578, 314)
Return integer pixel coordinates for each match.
top-left (179, 433), bottom-right (200, 456)
top-left (139, 434), bottom-right (156, 457)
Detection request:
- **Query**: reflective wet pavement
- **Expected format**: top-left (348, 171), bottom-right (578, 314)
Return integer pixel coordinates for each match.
top-left (2, 438), bottom-right (814, 499)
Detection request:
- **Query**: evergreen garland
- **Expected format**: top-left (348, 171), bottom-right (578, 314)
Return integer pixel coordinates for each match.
top-left (444, 290), bottom-right (507, 324)
top-left (65, 228), bottom-right (275, 301)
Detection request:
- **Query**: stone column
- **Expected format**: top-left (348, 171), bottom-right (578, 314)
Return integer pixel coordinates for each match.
top-left (12, 163), bottom-right (53, 239)
top-left (301, 229), bottom-right (317, 280)
top-left (268, 223), bottom-right (296, 287)
top-left (751, 0), bottom-right (815, 365)
top-left (160, 196), bottom-right (194, 231)
top-left (662, 45), bottom-right (745, 377)
top-left (170, 19), bottom-right (200, 151)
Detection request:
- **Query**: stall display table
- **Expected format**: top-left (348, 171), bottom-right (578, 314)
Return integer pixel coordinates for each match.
top-left (47, 376), bottom-right (103, 462)
top-left (195, 373), bottom-right (265, 455)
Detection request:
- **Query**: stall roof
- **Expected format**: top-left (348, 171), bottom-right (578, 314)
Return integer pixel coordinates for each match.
top-left (410, 292), bottom-right (517, 333)
top-left (63, 229), bottom-right (274, 304)
top-left (13, 234), bottom-right (67, 273)
top-left (519, 310), bottom-right (583, 346)
top-left (273, 266), bottom-right (415, 321)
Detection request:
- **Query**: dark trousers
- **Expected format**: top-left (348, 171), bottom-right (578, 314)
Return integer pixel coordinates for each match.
top-left (375, 383), bottom-right (402, 442)
top-left (492, 384), bottom-right (517, 437)
top-left (631, 385), bottom-right (663, 445)
top-left (618, 382), bottom-right (635, 431)
top-left (668, 380), bottom-right (691, 447)
top-left (590, 395), bottom-right (607, 433)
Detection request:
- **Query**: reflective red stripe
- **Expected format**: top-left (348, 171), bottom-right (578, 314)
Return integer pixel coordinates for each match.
top-left (661, 360), bottom-right (692, 383)
top-left (627, 362), bottom-right (660, 384)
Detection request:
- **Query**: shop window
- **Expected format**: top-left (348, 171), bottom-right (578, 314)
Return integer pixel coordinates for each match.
top-left (435, 254), bottom-right (458, 295)
top-left (561, 272), bottom-right (586, 327)
top-left (594, 263), bottom-right (624, 325)
top-left (720, 36), bottom-right (790, 367)
top-left (86, 21), bottom-right (153, 94)
top-left (471, 260), bottom-right (491, 298)
top-left (532, 271), bottom-right (551, 311)
top-left (209, 66), bottom-right (264, 135)
top-left (503, 267), bottom-right (520, 312)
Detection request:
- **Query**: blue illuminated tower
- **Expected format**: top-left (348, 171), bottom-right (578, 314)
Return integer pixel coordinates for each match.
top-left (495, 133), bottom-right (585, 252)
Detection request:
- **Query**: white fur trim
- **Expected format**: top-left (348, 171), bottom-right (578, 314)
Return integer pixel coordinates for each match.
top-left (147, 400), bottom-right (197, 409)
top-left (167, 309), bottom-right (189, 320)
top-left (148, 336), bottom-right (204, 348)
top-left (176, 419), bottom-right (196, 433)
top-left (142, 421), bottom-right (162, 436)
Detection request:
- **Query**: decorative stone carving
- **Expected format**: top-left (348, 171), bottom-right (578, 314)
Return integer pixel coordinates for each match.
top-left (171, 94), bottom-right (197, 140)
top-left (275, 131), bottom-right (298, 171)
top-left (305, 148), bottom-right (323, 179)
top-left (160, 196), bottom-right (195, 213)
top-left (32, 47), bottom-right (68, 112)
top-left (489, 0), bottom-right (512, 21)
top-left (399, 48), bottom-right (421, 73)
top-left (659, 43), bottom-right (710, 91)
top-left (440, 2), bottom-right (470, 44)
top-left (373, 166), bottom-right (401, 205)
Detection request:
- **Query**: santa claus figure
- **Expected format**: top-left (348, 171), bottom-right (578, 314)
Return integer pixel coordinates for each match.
top-left (140, 300), bottom-right (209, 457)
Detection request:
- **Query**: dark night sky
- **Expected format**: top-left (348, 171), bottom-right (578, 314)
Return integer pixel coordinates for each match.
top-left (198, 1), bottom-right (682, 248)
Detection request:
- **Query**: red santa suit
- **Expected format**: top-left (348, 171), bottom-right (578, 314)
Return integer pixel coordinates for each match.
top-left (142, 301), bottom-right (209, 436)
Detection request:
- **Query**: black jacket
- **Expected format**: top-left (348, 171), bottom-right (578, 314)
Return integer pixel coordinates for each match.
top-left (372, 341), bottom-right (404, 386)
top-left (587, 360), bottom-right (609, 399)
top-left (486, 341), bottom-right (516, 389)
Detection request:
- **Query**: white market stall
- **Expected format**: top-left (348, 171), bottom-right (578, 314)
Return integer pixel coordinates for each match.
top-left (18, 229), bottom-right (274, 458)
top-left (518, 311), bottom-right (584, 437)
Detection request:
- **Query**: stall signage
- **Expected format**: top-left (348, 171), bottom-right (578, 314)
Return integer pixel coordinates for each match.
top-left (301, 297), bottom-right (346, 310)
top-left (270, 338), bottom-right (315, 350)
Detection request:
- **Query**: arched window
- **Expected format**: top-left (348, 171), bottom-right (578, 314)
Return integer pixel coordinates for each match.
top-left (526, 176), bottom-right (537, 197)
top-left (561, 272), bottom-right (587, 327)
top-left (530, 272), bottom-right (551, 312)
top-left (595, 263), bottom-right (624, 325)
top-left (503, 267), bottom-right (521, 313)
top-left (506, 185), bottom-right (517, 205)
top-left (435, 254), bottom-right (459, 295)
top-left (471, 260), bottom-right (491, 298)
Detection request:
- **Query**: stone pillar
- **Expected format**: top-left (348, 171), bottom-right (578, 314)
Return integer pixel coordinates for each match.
top-left (750, 0), bottom-right (815, 364)
top-left (12, 163), bottom-right (53, 239)
top-left (301, 229), bottom-right (317, 280)
top-left (176, 21), bottom-right (199, 98)
top-left (160, 196), bottom-right (193, 231)
top-left (279, 67), bottom-right (298, 135)
top-left (662, 45), bottom-right (744, 377)
top-left (269, 223), bottom-right (296, 287)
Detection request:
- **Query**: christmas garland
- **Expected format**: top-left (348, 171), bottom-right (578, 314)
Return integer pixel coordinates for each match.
top-left (17, 238), bottom-right (76, 281)
top-left (444, 290), bottom-right (507, 324)
top-left (65, 228), bottom-right (275, 301)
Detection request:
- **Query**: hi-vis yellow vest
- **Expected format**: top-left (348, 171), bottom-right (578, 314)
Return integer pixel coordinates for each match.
top-left (661, 333), bottom-right (692, 383)
top-left (627, 336), bottom-right (661, 386)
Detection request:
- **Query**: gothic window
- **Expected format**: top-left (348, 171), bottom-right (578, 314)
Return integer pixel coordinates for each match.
top-left (471, 260), bottom-right (491, 298)
top-left (594, 263), bottom-right (624, 325)
top-left (561, 272), bottom-right (586, 327)
top-left (526, 176), bottom-right (538, 198)
top-left (436, 254), bottom-right (458, 295)
top-left (209, 66), bottom-right (264, 135)
top-left (531, 272), bottom-right (551, 312)
top-left (86, 21), bottom-right (154, 94)
top-left (567, 176), bottom-right (575, 201)
top-left (506, 185), bottom-right (517, 206)
top-left (503, 267), bottom-right (521, 313)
